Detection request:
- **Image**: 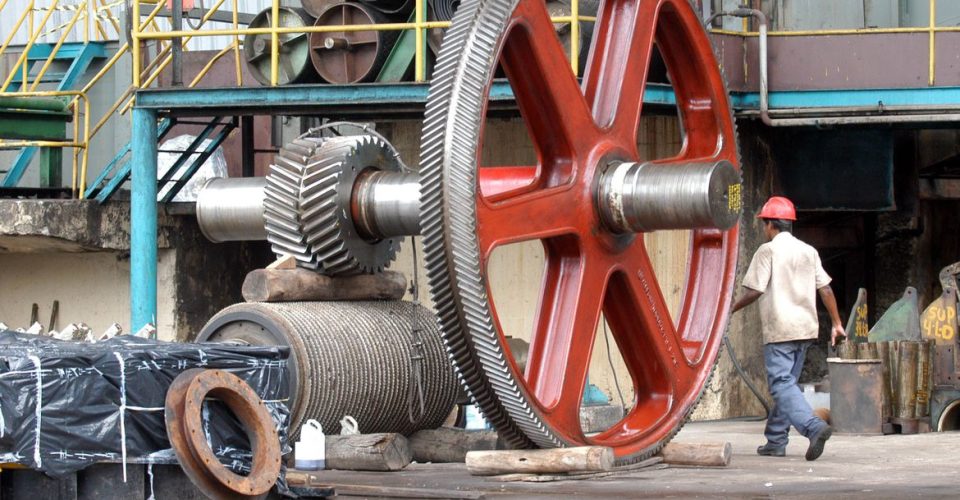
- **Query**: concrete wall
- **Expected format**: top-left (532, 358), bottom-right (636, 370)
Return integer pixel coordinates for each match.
top-left (0, 250), bottom-right (178, 339)
top-left (0, 200), bottom-right (271, 340)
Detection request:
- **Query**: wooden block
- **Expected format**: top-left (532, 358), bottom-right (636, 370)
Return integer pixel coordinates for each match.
top-left (325, 433), bottom-right (413, 471)
top-left (408, 427), bottom-right (499, 463)
top-left (242, 269), bottom-right (407, 302)
top-left (267, 254), bottom-right (297, 270)
top-left (465, 446), bottom-right (614, 476)
top-left (659, 442), bottom-right (732, 467)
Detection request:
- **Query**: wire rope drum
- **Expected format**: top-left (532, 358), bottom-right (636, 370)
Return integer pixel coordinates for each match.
top-left (308, 2), bottom-right (400, 84)
top-left (419, 0), bottom-right (741, 464)
top-left (198, 300), bottom-right (459, 439)
top-left (244, 7), bottom-right (319, 86)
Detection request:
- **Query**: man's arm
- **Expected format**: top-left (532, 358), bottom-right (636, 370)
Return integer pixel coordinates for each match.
top-left (732, 288), bottom-right (763, 313)
top-left (817, 285), bottom-right (846, 345)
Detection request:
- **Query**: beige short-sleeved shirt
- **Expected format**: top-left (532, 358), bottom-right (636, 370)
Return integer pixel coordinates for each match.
top-left (742, 232), bottom-right (831, 344)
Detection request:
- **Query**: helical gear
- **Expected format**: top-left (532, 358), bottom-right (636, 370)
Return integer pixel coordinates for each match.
top-left (263, 133), bottom-right (403, 275)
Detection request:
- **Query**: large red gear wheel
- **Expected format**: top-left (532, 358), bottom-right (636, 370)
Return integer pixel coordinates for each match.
top-left (420, 0), bottom-right (739, 462)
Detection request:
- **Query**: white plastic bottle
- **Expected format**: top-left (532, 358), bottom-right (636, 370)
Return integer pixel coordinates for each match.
top-left (294, 419), bottom-right (326, 471)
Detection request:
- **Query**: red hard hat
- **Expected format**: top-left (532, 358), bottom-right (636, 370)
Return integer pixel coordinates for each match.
top-left (758, 196), bottom-right (796, 221)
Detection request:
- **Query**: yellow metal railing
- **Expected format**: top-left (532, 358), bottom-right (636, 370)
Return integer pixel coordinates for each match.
top-left (0, 90), bottom-right (90, 196)
top-left (709, 0), bottom-right (949, 86)
top-left (0, 0), bottom-right (235, 198)
top-left (0, 1), bottom-right (93, 196)
top-left (132, 0), bottom-right (597, 86)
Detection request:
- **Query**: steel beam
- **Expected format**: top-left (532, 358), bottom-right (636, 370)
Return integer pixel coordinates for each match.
top-left (131, 107), bottom-right (158, 334)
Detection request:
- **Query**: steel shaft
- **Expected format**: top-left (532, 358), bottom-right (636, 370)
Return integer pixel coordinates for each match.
top-left (196, 177), bottom-right (268, 242)
top-left (598, 160), bottom-right (741, 233)
top-left (198, 163), bottom-right (741, 244)
top-left (352, 171), bottom-right (421, 240)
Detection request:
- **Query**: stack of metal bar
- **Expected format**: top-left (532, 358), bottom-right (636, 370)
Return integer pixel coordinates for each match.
top-left (831, 266), bottom-right (959, 434)
top-left (834, 338), bottom-right (934, 434)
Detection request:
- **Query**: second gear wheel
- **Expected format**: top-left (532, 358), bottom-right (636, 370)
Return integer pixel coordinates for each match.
top-left (264, 133), bottom-right (404, 275)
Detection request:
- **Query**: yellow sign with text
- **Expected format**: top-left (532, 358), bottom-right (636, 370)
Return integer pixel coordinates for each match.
top-left (921, 290), bottom-right (957, 344)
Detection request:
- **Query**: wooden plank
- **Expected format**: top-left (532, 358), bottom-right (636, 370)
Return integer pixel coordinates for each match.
top-left (659, 442), bottom-right (732, 467)
top-left (242, 269), bottom-right (407, 302)
top-left (465, 446), bottom-right (614, 476)
top-left (408, 427), bottom-right (500, 463)
top-left (266, 254), bottom-right (297, 270)
top-left (328, 483), bottom-right (486, 499)
top-left (490, 456), bottom-right (665, 483)
top-left (326, 433), bottom-right (413, 472)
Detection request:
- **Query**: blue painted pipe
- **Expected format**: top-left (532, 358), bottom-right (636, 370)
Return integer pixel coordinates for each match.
top-left (131, 107), bottom-right (158, 334)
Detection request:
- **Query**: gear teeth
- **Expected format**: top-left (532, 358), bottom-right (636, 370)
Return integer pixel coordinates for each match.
top-left (264, 132), bottom-right (404, 275)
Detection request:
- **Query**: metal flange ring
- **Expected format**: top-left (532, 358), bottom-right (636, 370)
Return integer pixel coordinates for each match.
top-left (165, 368), bottom-right (282, 500)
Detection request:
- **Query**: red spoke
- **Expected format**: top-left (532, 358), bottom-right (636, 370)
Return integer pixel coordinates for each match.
top-left (653, 0), bottom-right (733, 159)
top-left (501, 1), bottom-right (599, 168)
top-left (478, 166), bottom-right (538, 199)
top-left (582, 0), bottom-right (662, 145)
top-left (676, 228), bottom-right (734, 359)
top-left (477, 187), bottom-right (582, 257)
top-left (523, 243), bottom-right (609, 435)
top-left (605, 243), bottom-right (697, 398)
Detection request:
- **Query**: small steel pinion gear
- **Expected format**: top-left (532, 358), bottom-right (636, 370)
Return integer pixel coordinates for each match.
top-left (263, 133), bottom-right (404, 275)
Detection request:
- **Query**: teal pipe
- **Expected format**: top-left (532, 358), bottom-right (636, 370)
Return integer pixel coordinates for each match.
top-left (131, 107), bottom-right (158, 335)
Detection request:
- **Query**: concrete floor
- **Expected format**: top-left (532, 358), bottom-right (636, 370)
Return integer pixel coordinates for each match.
top-left (312, 420), bottom-right (960, 498)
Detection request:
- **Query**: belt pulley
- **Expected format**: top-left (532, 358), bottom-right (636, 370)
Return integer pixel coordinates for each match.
top-left (196, 0), bottom-right (740, 464)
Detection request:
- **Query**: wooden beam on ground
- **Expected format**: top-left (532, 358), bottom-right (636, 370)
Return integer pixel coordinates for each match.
top-left (326, 484), bottom-right (485, 499)
top-left (408, 427), bottom-right (500, 463)
top-left (325, 433), bottom-right (413, 471)
top-left (659, 442), bottom-right (732, 467)
top-left (490, 456), bottom-right (665, 483)
top-left (242, 269), bottom-right (407, 302)
top-left (465, 446), bottom-right (614, 476)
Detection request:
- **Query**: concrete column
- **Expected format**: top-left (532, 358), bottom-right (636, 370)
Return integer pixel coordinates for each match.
top-left (131, 107), bottom-right (158, 334)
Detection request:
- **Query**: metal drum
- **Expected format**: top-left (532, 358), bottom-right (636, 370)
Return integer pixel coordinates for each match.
top-left (308, 2), bottom-right (398, 84)
top-left (304, 0), bottom-right (413, 17)
top-left (244, 7), bottom-right (318, 86)
top-left (198, 300), bottom-right (459, 438)
top-left (301, 0), bottom-right (340, 17)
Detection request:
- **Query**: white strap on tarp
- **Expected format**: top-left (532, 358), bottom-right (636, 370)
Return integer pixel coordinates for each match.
top-left (28, 355), bottom-right (42, 469)
top-left (113, 351), bottom-right (128, 482)
top-left (146, 462), bottom-right (156, 500)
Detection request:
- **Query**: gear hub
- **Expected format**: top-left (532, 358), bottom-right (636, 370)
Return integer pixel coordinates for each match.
top-left (263, 133), bottom-right (404, 275)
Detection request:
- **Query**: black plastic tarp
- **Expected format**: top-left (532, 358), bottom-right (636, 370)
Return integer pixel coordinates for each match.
top-left (0, 331), bottom-right (290, 481)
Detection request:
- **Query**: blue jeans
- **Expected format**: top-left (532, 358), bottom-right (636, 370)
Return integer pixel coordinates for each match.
top-left (763, 340), bottom-right (827, 448)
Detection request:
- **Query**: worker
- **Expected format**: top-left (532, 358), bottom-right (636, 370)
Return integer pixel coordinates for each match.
top-left (731, 196), bottom-right (845, 461)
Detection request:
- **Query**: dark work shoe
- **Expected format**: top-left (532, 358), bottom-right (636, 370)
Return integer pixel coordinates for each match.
top-left (805, 426), bottom-right (833, 461)
top-left (756, 443), bottom-right (786, 457)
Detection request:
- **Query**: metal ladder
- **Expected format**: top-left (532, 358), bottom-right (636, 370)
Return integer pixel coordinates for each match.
top-left (87, 116), bottom-right (237, 203)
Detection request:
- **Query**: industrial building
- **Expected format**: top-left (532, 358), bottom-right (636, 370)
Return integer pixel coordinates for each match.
top-left (0, 0), bottom-right (957, 497)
